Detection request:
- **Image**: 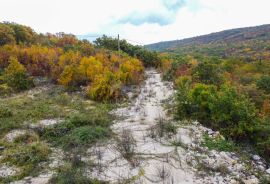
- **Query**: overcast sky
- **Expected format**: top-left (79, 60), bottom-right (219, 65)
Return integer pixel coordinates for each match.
top-left (1, 0), bottom-right (270, 44)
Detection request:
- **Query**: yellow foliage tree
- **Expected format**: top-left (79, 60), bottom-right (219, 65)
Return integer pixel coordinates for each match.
top-left (4, 56), bottom-right (33, 90)
top-left (87, 71), bottom-right (122, 101)
top-left (79, 56), bottom-right (103, 81)
top-left (58, 65), bottom-right (80, 86)
top-left (119, 58), bottom-right (144, 84)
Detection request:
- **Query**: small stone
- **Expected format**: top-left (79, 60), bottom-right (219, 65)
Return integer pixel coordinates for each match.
top-left (5, 129), bottom-right (27, 142)
top-left (242, 177), bottom-right (259, 184)
top-left (266, 168), bottom-right (270, 174)
top-left (235, 164), bottom-right (244, 171)
top-left (0, 165), bottom-right (19, 177)
top-left (252, 155), bottom-right (260, 161)
top-left (29, 119), bottom-right (63, 129)
top-left (229, 179), bottom-right (238, 184)
top-left (258, 165), bottom-right (265, 171)
top-left (0, 146), bottom-right (5, 151)
top-left (208, 151), bottom-right (215, 157)
top-left (217, 176), bottom-right (223, 182)
top-left (208, 129), bottom-right (214, 135)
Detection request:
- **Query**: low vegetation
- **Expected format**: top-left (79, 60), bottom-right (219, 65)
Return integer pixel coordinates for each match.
top-left (201, 134), bottom-right (239, 152)
top-left (0, 84), bottom-right (115, 183)
top-left (0, 21), bottom-right (163, 183)
top-left (159, 48), bottom-right (270, 162)
top-left (50, 162), bottom-right (107, 184)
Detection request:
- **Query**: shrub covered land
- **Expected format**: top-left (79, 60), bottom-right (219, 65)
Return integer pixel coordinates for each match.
top-left (159, 50), bottom-right (270, 161)
top-left (0, 22), bottom-right (159, 183)
top-left (0, 22), bottom-right (162, 101)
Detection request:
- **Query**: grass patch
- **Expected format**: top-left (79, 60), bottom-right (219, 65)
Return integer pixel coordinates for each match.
top-left (0, 142), bottom-right (51, 182)
top-left (0, 86), bottom-right (113, 137)
top-left (50, 163), bottom-right (108, 184)
top-left (117, 129), bottom-right (136, 160)
top-left (58, 126), bottom-right (110, 150)
top-left (201, 134), bottom-right (239, 152)
top-left (0, 85), bottom-right (116, 182)
top-left (149, 117), bottom-right (177, 139)
top-left (0, 105), bottom-right (13, 118)
top-left (196, 161), bottom-right (230, 176)
top-left (41, 105), bottom-right (113, 151)
top-left (14, 131), bottom-right (39, 144)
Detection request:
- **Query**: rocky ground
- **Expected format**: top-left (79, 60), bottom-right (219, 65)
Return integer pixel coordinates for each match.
top-left (0, 69), bottom-right (270, 184)
top-left (0, 119), bottom-right (64, 184)
top-left (85, 69), bottom-right (270, 183)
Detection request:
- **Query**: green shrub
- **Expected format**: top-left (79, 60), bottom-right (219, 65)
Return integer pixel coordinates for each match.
top-left (42, 112), bottom-right (112, 150)
top-left (202, 134), bottom-right (239, 152)
top-left (176, 83), bottom-right (258, 141)
top-left (192, 61), bottom-right (224, 85)
top-left (42, 121), bottom-right (75, 143)
top-left (60, 126), bottom-right (110, 149)
top-left (2, 142), bottom-right (50, 166)
top-left (257, 75), bottom-right (270, 93)
top-left (0, 105), bottom-right (13, 118)
top-left (175, 76), bottom-right (193, 120)
top-left (54, 93), bottom-right (72, 106)
top-left (253, 117), bottom-right (270, 161)
top-left (67, 111), bottom-right (111, 127)
top-left (190, 83), bottom-right (217, 125)
top-left (0, 83), bottom-right (13, 96)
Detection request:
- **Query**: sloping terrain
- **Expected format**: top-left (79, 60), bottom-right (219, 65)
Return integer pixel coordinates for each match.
top-left (146, 24), bottom-right (270, 60)
top-left (84, 69), bottom-right (270, 183)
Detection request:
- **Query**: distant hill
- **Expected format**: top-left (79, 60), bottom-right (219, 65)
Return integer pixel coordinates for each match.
top-left (146, 24), bottom-right (270, 60)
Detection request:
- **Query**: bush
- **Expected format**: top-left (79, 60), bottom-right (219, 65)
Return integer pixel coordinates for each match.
top-left (176, 83), bottom-right (258, 141)
top-left (253, 118), bottom-right (270, 161)
top-left (192, 61), bottom-right (224, 85)
top-left (87, 72), bottom-right (122, 101)
top-left (257, 75), bottom-right (270, 93)
top-left (0, 83), bottom-right (13, 96)
top-left (210, 85), bottom-right (257, 140)
top-left (202, 134), bottom-right (239, 152)
top-left (0, 23), bottom-right (16, 46)
top-left (0, 105), bottom-right (13, 118)
top-left (4, 56), bottom-right (33, 91)
top-left (175, 76), bottom-right (193, 120)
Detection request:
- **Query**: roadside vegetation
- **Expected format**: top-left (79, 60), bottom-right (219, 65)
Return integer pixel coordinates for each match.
top-left (0, 22), bottom-right (160, 183)
top-left (159, 52), bottom-right (270, 162)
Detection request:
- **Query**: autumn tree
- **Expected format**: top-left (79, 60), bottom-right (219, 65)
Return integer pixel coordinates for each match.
top-left (87, 71), bottom-right (122, 101)
top-left (78, 56), bottom-right (103, 81)
top-left (58, 65), bottom-right (80, 86)
top-left (7, 23), bottom-right (36, 44)
top-left (0, 23), bottom-right (16, 46)
top-left (4, 57), bottom-right (33, 90)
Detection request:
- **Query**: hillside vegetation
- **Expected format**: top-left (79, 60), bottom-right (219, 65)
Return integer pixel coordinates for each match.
top-left (0, 22), bottom-right (162, 101)
top-left (147, 24), bottom-right (270, 61)
top-left (157, 25), bottom-right (270, 162)
top-left (0, 22), bottom-right (158, 183)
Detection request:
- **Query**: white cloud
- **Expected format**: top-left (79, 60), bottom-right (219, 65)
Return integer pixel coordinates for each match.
top-left (0, 0), bottom-right (270, 44)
